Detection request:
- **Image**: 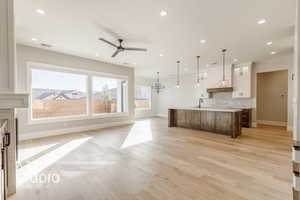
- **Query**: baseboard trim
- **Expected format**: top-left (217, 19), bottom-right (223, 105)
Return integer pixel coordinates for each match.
top-left (19, 120), bottom-right (134, 141)
top-left (287, 126), bottom-right (293, 132)
top-left (135, 114), bottom-right (157, 120)
top-left (257, 120), bottom-right (287, 127)
top-left (157, 114), bottom-right (168, 118)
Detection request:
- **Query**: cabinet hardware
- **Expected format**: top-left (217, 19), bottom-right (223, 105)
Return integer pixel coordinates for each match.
top-left (1, 148), bottom-right (4, 170)
top-left (3, 133), bottom-right (10, 148)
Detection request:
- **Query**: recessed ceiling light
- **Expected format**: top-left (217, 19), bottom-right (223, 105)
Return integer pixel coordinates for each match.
top-left (36, 9), bottom-right (45, 15)
top-left (133, 62), bottom-right (137, 65)
top-left (270, 51), bottom-right (276, 55)
top-left (200, 40), bottom-right (206, 44)
top-left (31, 38), bottom-right (38, 41)
top-left (233, 58), bottom-right (238, 62)
top-left (160, 10), bottom-right (167, 16)
top-left (267, 41), bottom-right (273, 46)
top-left (96, 53), bottom-right (99, 57)
top-left (159, 54), bottom-right (164, 57)
top-left (257, 19), bottom-right (266, 25)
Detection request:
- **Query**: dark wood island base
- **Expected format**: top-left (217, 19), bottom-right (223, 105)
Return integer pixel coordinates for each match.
top-left (168, 108), bottom-right (242, 138)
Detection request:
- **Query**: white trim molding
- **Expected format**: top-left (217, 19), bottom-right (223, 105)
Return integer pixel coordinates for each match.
top-left (0, 93), bottom-right (29, 109)
top-left (293, 1), bottom-right (300, 199)
top-left (251, 122), bottom-right (257, 128)
top-left (157, 114), bottom-right (168, 118)
top-left (256, 120), bottom-right (287, 127)
top-left (19, 120), bottom-right (134, 141)
top-left (0, 0), bottom-right (16, 93)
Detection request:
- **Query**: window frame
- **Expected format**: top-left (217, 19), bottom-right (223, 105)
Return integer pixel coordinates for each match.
top-left (27, 62), bottom-right (129, 124)
top-left (91, 75), bottom-right (129, 117)
top-left (135, 85), bottom-right (152, 111)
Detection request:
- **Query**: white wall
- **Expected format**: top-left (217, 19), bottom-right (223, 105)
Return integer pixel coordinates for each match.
top-left (135, 77), bottom-right (158, 119)
top-left (157, 74), bottom-right (202, 116)
top-left (16, 44), bottom-right (135, 140)
top-left (157, 51), bottom-right (294, 130)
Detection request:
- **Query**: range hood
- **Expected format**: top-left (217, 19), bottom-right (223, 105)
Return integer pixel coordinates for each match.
top-left (207, 87), bottom-right (233, 93)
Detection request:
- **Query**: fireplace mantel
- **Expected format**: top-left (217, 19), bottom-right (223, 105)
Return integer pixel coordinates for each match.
top-left (0, 93), bottom-right (29, 109)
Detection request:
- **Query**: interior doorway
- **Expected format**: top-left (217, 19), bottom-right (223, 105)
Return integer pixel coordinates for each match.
top-left (256, 70), bottom-right (288, 127)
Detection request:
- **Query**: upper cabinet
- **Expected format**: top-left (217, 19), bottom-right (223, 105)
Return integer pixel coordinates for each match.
top-left (232, 62), bottom-right (252, 98)
top-left (197, 63), bottom-right (252, 99)
top-left (198, 71), bottom-right (210, 98)
top-left (206, 64), bottom-right (233, 88)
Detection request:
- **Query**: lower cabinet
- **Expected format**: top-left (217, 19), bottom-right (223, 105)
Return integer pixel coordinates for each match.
top-left (215, 112), bottom-right (233, 134)
top-left (241, 109), bottom-right (252, 128)
top-left (169, 109), bottom-right (242, 138)
top-left (200, 111), bottom-right (215, 131)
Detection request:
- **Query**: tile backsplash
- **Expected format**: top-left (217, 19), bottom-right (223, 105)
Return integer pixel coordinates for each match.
top-left (202, 92), bottom-right (253, 108)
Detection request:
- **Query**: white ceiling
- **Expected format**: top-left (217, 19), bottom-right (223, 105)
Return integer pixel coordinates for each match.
top-left (15, 0), bottom-right (295, 78)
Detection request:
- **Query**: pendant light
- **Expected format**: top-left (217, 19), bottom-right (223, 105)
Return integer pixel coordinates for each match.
top-left (176, 61), bottom-right (180, 88)
top-left (196, 56), bottom-right (200, 87)
top-left (151, 72), bottom-right (165, 94)
top-left (221, 49), bottom-right (227, 87)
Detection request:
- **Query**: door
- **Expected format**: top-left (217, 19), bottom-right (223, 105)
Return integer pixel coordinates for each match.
top-left (257, 70), bottom-right (288, 125)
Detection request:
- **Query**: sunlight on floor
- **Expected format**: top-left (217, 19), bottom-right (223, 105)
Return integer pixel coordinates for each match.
top-left (17, 136), bottom-right (91, 187)
top-left (19, 143), bottom-right (59, 163)
top-left (121, 120), bottom-right (153, 149)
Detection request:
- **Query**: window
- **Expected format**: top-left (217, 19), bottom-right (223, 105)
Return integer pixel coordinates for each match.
top-left (92, 76), bottom-right (128, 114)
top-left (29, 63), bottom-right (129, 123)
top-left (135, 86), bottom-right (151, 110)
top-left (31, 69), bottom-right (87, 119)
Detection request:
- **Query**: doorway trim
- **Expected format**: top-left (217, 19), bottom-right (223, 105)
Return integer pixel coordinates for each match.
top-left (254, 67), bottom-right (293, 131)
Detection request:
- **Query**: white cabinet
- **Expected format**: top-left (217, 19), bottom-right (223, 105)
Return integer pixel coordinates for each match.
top-left (207, 67), bottom-right (219, 88)
top-left (206, 64), bottom-right (233, 88)
top-left (232, 62), bottom-right (252, 98)
top-left (198, 71), bottom-right (210, 98)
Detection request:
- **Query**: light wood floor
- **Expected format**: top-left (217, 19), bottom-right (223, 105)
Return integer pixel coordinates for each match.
top-left (11, 118), bottom-right (292, 200)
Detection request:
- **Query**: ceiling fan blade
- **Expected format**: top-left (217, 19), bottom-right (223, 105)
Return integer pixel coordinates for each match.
top-left (124, 47), bottom-right (147, 51)
top-left (111, 49), bottom-right (121, 58)
top-left (99, 38), bottom-right (118, 48)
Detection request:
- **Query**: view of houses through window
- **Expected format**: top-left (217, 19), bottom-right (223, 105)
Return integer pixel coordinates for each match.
top-left (135, 85), bottom-right (151, 110)
top-left (31, 69), bottom-right (87, 119)
top-left (31, 67), bottom-right (128, 120)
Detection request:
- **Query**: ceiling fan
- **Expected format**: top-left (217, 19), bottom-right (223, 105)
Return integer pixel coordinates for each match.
top-left (99, 38), bottom-right (147, 58)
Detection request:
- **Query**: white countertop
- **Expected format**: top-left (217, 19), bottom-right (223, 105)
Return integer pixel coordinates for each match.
top-left (169, 107), bottom-right (242, 112)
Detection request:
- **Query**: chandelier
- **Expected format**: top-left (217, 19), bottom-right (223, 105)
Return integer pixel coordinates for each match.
top-left (152, 72), bottom-right (165, 94)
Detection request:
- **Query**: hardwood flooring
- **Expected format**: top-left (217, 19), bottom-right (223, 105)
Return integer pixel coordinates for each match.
top-left (11, 118), bottom-right (292, 200)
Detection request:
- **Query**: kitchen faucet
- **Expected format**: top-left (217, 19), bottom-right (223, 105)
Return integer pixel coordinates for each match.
top-left (198, 98), bottom-right (204, 108)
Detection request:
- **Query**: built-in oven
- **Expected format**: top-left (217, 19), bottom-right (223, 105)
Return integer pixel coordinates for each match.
top-left (0, 120), bottom-right (10, 200)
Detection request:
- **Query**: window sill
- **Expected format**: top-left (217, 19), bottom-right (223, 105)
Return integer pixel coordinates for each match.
top-left (28, 112), bottom-right (129, 125)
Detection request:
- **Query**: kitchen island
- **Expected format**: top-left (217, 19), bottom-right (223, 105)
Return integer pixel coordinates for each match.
top-left (168, 107), bottom-right (242, 138)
